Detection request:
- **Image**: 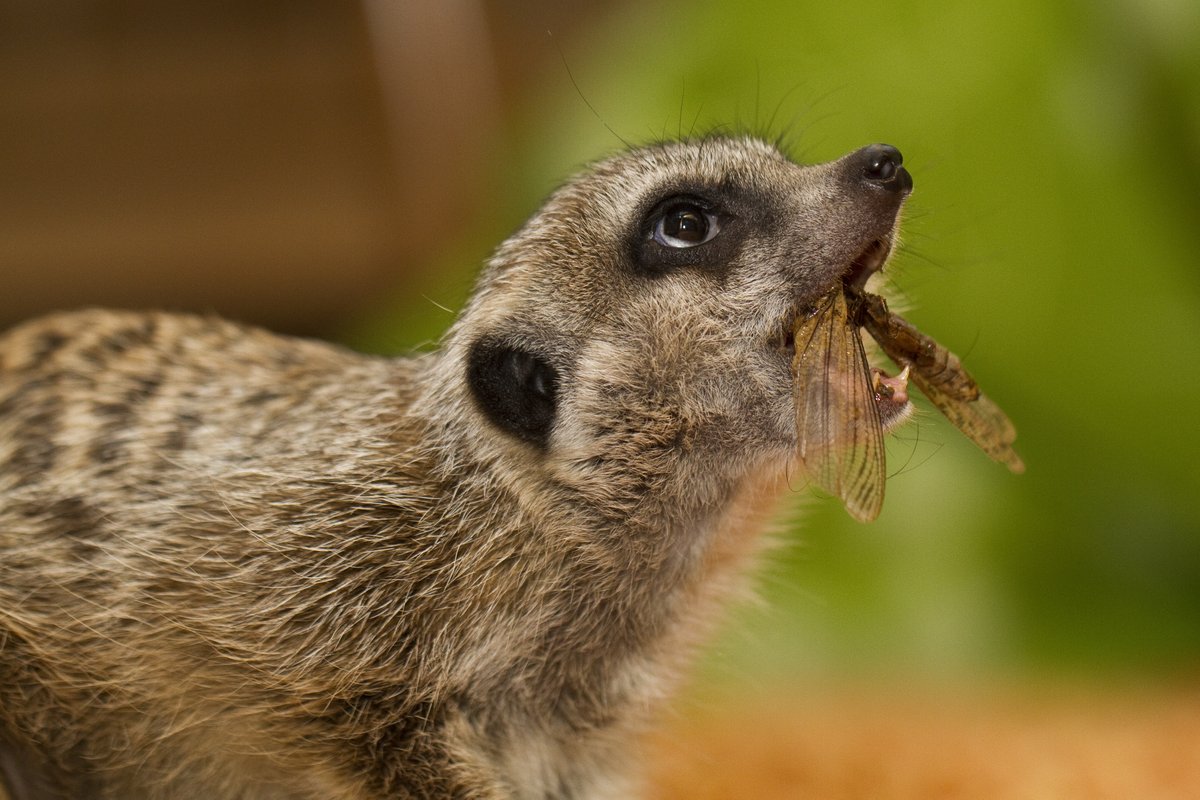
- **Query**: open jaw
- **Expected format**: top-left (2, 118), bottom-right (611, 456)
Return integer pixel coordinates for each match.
top-left (779, 232), bottom-right (914, 431)
top-left (844, 235), bottom-right (894, 293)
top-left (774, 235), bottom-right (896, 356)
top-left (871, 365), bottom-right (913, 433)
top-left (849, 232), bottom-right (912, 429)
top-left (851, 234), bottom-right (915, 431)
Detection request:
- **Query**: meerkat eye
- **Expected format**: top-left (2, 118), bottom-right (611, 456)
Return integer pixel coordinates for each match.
top-left (633, 192), bottom-right (739, 274)
top-left (652, 203), bottom-right (721, 248)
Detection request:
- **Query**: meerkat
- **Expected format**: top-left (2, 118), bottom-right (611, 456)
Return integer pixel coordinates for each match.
top-left (0, 137), bottom-right (916, 799)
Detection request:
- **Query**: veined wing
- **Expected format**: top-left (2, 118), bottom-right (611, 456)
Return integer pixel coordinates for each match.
top-left (792, 289), bottom-right (886, 522)
top-left (858, 292), bottom-right (1024, 473)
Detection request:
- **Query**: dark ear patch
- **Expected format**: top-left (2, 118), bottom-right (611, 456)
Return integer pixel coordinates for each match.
top-left (466, 338), bottom-right (559, 448)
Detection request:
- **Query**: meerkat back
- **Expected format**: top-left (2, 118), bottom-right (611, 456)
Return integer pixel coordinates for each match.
top-left (0, 137), bottom-right (917, 799)
top-left (0, 311), bottom-right (439, 798)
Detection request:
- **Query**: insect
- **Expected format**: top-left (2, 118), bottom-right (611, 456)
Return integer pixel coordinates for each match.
top-left (793, 286), bottom-right (1023, 522)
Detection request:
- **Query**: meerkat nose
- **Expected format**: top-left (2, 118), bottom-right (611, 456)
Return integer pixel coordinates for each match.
top-left (856, 144), bottom-right (913, 194)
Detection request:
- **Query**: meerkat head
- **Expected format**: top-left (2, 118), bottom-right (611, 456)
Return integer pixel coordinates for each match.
top-left (451, 136), bottom-right (912, 514)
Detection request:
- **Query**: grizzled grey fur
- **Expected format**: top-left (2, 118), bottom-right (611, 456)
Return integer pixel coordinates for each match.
top-left (0, 137), bottom-right (908, 799)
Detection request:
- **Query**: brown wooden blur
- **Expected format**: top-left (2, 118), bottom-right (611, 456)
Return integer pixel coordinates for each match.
top-left (0, 0), bottom-right (614, 335)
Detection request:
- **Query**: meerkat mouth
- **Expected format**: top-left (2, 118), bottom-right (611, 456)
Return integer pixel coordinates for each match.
top-left (847, 235), bottom-right (914, 431)
top-left (779, 233), bottom-right (914, 432)
top-left (772, 235), bottom-right (897, 350)
top-left (774, 235), bottom-right (896, 357)
top-left (871, 364), bottom-right (914, 433)
top-left (845, 236), bottom-right (894, 293)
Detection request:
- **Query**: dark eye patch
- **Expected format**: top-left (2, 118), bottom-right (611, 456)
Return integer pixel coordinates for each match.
top-left (466, 337), bottom-right (559, 448)
top-left (629, 184), bottom-right (755, 276)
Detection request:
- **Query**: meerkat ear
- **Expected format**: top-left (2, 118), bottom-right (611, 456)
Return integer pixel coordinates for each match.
top-left (466, 337), bottom-right (559, 448)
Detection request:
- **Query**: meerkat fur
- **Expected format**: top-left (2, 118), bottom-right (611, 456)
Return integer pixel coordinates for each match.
top-left (0, 136), bottom-right (911, 799)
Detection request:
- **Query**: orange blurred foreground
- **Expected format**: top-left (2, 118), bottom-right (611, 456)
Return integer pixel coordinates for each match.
top-left (645, 683), bottom-right (1200, 799)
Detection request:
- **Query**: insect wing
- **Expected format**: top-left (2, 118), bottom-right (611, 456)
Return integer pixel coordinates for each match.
top-left (792, 290), bottom-right (886, 522)
top-left (859, 294), bottom-right (1024, 474)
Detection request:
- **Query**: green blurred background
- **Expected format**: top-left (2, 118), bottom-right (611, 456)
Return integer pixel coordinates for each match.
top-left (351, 0), bottom-right (1200, 686)
top-left (3, 0), bottom-right (1198, 689)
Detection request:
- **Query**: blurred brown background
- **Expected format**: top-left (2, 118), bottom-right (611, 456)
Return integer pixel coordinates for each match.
top-left (0, 0), bottom-right (611, 334)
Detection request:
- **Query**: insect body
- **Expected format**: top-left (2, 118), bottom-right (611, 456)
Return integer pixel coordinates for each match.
top-left (857, 291), bottom-right (1024, 474)
top-left (794, 287), bottom-right (1023, 522)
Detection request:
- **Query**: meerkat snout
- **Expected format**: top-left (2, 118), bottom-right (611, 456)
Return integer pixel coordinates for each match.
top-left (1, 136), bottom-right (920, 799)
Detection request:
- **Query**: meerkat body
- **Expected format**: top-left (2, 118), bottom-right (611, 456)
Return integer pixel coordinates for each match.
top-left (0, 137), bottom-right (911, 799)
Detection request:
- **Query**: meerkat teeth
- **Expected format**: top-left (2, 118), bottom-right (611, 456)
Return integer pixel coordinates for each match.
top-left (872, 365), bottom-right (914, 434)
top-left (872, 364), bottom-right (911, 405)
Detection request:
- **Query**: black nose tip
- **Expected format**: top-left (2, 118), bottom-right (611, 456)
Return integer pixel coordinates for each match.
top-left (858, 144), bottom-right (913, 193)
top-left (863, 144), bottom-right (900, 181)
